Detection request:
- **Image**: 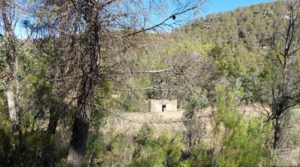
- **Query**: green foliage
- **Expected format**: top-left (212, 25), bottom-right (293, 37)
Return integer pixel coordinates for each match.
top-left (213, 84), bottom-right (272, 167)
top-left (180, 145), bottom-right (214, 167)
top-left (116, 92), bottom-right (147, 112)
top-left (178, 2), bottom-right (285, 104)
top-left (185, 88), bottom-right (210, 110)
top-left (87, 125), bottom-right (184, 167)
top-left (134, 124), bottom-right (154, 145)
top-left (213, 44), bottom-right (264, 78)
top-left (0, 106), bottom-right (11, 167)
top-left (165, 40), bottom-right (214, 57)
top-left (0, 126), bottom-right (67, 167)
top-left (131, 125), bottom-right (183, 167)
top-left (186, 2), bottom-right (277, 49)
top-left (108, 133), bottom-right (126, 155)
top-left (0, 129), bottom-right (11, 166)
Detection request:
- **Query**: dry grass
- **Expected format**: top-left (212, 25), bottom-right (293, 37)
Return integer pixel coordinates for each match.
top-left (102, 103), bottom-right (270, 139)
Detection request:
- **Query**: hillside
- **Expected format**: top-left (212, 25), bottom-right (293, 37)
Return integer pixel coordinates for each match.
top-left (115, 2), bottom-right (293, 111)
top-left (184, 2), bottom-right (279, 49)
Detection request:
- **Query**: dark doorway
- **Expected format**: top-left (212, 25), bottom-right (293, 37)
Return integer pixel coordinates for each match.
top-left (162, 104), bottom-right (166, 112)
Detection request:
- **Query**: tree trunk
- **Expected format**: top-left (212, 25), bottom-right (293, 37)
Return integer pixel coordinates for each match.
top-left (47, 105), bottom-right (60, 134)
top-left (6, 82), bottom-right (18, 130)
top-left (273, 116), bottom-right (281, 149)
top-left (42, 104), bottom-right (64, 167)
top-left (272, 49), bottom-right (292, 149)
top-left (67, 73), bottom-right (95, 167)
top-left (67, 110), bottom-right (91, 167)
top-left (0, 0), bottom-right (20, 132)
top-left (67, 1), bottom-right (100, 165)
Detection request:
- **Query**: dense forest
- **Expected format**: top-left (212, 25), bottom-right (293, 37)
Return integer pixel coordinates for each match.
top-left (0, 0), bottom-right (300, 167)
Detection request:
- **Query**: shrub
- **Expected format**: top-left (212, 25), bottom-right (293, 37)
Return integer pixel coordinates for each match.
top-left (213, 83), bottom-right (272, 167)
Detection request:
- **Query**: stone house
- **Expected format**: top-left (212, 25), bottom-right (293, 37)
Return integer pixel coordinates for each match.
top-left (147, 99), bottom-right (177, 112)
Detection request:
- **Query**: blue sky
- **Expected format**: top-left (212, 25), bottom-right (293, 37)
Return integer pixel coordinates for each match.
top-left (155, 0), bottom-right (275, 31)
top-left (202, 0), bottom-right (274, 15)
top-left (12, 0), bottom-right (275, 38)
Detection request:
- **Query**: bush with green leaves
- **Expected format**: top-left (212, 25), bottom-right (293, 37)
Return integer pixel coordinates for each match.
top-left (213, 83), bottom-right (272, 167)
top-left (180, 144), bottom-right (214, 167)
top-left (131, 124), bottom-right (183, 167)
